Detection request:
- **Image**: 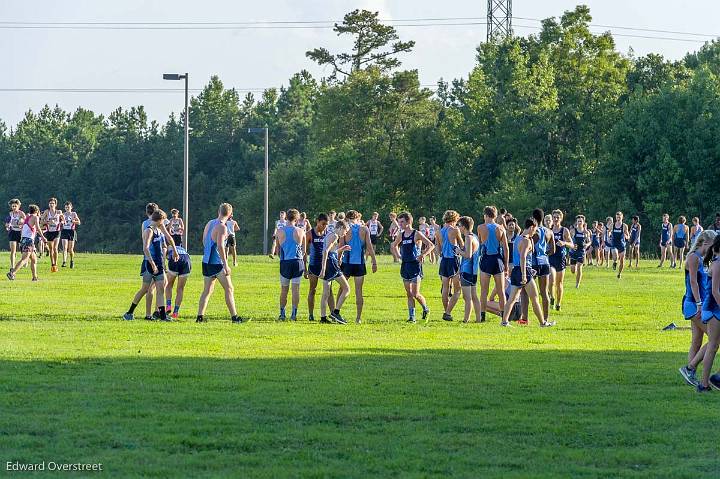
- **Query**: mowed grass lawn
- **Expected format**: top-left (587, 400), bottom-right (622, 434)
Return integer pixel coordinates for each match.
top-left (1, 252), bottom-right (719, 478)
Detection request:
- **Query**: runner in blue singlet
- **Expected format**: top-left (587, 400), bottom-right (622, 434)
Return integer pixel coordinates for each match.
top-left (457, 216), bottom-right (482, 323)
top-left (437, 210), bottom-right (464, 321)
top-left (478, 206), bottom-right (509, 322)
top-left (677, 231), bottom-right (717, 387)
top-left (695, 235), bottom-right (720, 391)
top-left (673, 216), bottom-right (690, 269)
top-left (629, 215), bottom-right (642, 268)
top-left (196, 203), bottom-right (241, 324)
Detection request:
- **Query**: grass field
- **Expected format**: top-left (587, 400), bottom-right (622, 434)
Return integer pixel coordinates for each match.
top-left (1, 252), bottom-right (719, 478)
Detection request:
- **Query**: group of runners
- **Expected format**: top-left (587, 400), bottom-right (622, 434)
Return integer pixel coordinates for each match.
top-left (5, 198), bottom-right (80, 281)
top-left (267, 206), bottom-right (644, 326)
top-left (120, 203), bottom-right (244, 323)
top-left (670, 213), bottom-right (720, 393)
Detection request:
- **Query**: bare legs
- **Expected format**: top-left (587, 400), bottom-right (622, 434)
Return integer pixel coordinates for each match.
top-left (197, 274), bottom-right (237, 318)
top-left (461, 285), bottom-right (482, 323)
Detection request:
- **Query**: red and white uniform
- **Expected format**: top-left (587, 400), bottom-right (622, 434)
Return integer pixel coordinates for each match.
top-left (169, 218), bottom-right (183, 235)
top-left (62, 212), bottom-right (78, 230)
top-left (8, 211), bottom-right (23, 232)
top-left (46, 210), bottom-right (62, 232)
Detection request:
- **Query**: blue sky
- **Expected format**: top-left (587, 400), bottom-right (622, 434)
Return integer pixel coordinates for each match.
top-left (3, 0), bottom-right (719, 126)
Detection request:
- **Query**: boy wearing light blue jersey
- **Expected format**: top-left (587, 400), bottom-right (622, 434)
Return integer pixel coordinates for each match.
top-left (436, 210), bottom-right (464, 321)
top-left (196, 203), bottom-right (242, 323)
top-left (478, 206), bottom-right (509, 322)
top-left (673, 216), bottom-right (690, 269)
top-left (340, 210), bottom-right (377, 324)
top-left (458, 216), bottom-right (482, 323)
top-left (276, 208), bottom-right (306, 321)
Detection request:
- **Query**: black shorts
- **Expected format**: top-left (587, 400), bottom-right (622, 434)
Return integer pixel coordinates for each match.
top-left (533, 264), bottom-right (551, 277)
top-left (8, 230), bottom-right (21, 244)
top-left (280, 259), bottom-right (304, 280)
top-left (370, 234), bottom-right (378, 245)
top-left (168, 255), bottom-right (192, 276)
top-left (615, 243), bottom-right (626, 254)
top-left (674, 238), bottom-right (686, 249)
top-left (439, 257), bottom-right (460, 278)
top-left (400, 261), bottom-right (423, 282)
top-left (202, 262), bottom-right (224, 278)
top-left (45, 231), bottom-right (60, 242)
top-left (549, 254), bottom-right (565, 272)
top-left (323, 256), bottom-right (342, 281)
top-left (140, 259), bottom-right (165, 282)
top-left (569, 251), bottom-right (585, 265)
top-left (308, 262), bottom-right (323, 277)
top-left (61, 229), bottom-right (77, 241)
top-left (341, 262), bottom-right (367, 277)
top-left (480, 253), bottom-right (504, 276)
top-left (171, 234), bottom-right (183, 246)
top-left (510, 266), bottom-right (535, 287)
top-left (226, 235), bottom-right (236, 248)
top-left (460, 272), bottom-right (477, 287)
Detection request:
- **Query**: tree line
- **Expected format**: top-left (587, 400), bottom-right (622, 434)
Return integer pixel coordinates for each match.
top-left (2, 5), bottom-right (720, 254)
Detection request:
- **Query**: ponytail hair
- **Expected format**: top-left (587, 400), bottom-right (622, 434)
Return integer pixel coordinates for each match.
top-left (704, 234), bottom-right (720, 267)
top-left (689, 230), bottom-right (716, 256)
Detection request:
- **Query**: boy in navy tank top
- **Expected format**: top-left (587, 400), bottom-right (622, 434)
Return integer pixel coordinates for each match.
top-left (390, 212), bottom-right (434, 323)
top-left (196, 203), bottom-right (242, 323)
top-left (658, 213), bottom-right (673, 268)
top-left (477, 206), bottom-right (509, 322)
top-left (612, 211), bottom-right (630, 279)
top-left (122, 209), bottom-right (179, 322)
top-left (629, 215), bottom-right (642, 268)
top-left (305, 213), bottom-right (331, 322)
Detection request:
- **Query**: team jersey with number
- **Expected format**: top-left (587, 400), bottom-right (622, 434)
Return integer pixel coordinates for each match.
top-left (46, 210), bottom-right (62, 232)
top-left (63, 212), bottom-right (78, 230)
top-left (8, 211), bottom-right (23, 231)
top-left (169, 218), bottom-right (183, 235)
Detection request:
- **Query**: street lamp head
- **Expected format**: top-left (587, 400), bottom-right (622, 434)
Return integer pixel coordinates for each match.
top-left (248, 127), bottom-right (266, 133)
top-left (163, 73), bottom-right (185, 81)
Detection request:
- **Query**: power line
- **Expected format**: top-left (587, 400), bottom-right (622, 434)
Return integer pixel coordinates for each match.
top-left (0, 17), bottom-right (486, 25)
top-left (512, 16), bottom-right (719, 39)
top-left (0, 85), bottom-right (441, 94)
top-left (512, 23), bottom-right (709, 43)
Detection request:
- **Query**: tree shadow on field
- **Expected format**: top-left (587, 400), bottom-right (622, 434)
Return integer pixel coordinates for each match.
top-left (1, 349), bottom-right (719, 479)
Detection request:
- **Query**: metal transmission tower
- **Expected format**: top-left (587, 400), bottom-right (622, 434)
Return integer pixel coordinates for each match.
top-left (487, 0), bottom-right (512, 42)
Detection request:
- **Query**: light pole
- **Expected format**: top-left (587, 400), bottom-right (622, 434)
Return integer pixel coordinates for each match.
top-left (248, 126), bottom-right (269, 255)
top-left (163, 72), bottom-right (190, 250)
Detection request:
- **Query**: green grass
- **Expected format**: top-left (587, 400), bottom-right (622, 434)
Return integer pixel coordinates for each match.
top-left (1, 253), bottom-right (719, 478)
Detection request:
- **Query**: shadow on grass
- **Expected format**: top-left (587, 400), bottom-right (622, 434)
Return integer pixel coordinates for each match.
top-left (1, 350), bottom-right (719, 478)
